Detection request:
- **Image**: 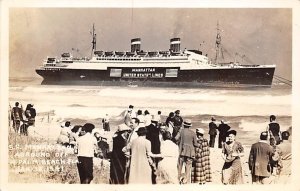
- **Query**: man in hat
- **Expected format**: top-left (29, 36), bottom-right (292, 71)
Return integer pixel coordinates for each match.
top-left (146, 115), bottom-right (161, 184)
top-left (76, 123), bottom-right (98, 184)
top-left (217, 120), bottom-right (231, 148)
top-left (248, 131), bottom-right (274, 184)
top-left (110, 124), bottom-right (132, 184)
top-left (175, 119), bottom-right (199, 184)
top-left (208, 117), bottom-right (218, 148)
top-left (172, 110), bottom-right (183, 142)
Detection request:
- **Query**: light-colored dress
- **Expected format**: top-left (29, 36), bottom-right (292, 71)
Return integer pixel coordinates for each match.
top-left (127, 136), bottom-right (153, 184)
top-left (158, 140), bottom-right (179, 184)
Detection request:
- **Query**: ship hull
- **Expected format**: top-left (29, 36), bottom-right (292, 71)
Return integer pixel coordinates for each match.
top-left (36, 67), bottom-right (275, 88)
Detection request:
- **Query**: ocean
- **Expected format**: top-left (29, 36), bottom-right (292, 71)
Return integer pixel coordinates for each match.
top-left (9, 77), bottom-right (292, 145)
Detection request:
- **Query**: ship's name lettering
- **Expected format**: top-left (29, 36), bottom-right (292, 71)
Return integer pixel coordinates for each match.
top-left (122, 73), bottom-right (163, 78)
top-left (132, 68), bottom-right (155, 72)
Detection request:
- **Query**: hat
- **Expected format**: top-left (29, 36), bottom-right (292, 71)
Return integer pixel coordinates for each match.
top-left (196, 128), bottom-right (205, 134)
top-left (183, 119), bottom-right (192, 127)
top-left (226, 130), bottom-right (237, 136)
top-left (260, 131), bottom-right (268, 140)
top-left (211, 117), bottom-right (216, 121)
top-left (83, 123), bottom-right (95, 133)
top-left (118, 124), bottom-right (131, 132)
top-left (175, 110), bottom-right (180, 114)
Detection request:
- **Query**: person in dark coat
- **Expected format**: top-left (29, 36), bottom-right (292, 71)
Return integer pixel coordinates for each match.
top-left (146, 115), bottom-right (161, 184)
top-left (217, 120), bottom-right (231, 148)
top-left (109, 124), bottom-right (132, 184)
top-left (172, 110), bottom-right (183, 143)
top-left (11, 102), bottom-right (23, 133)
top-left (25, 104), bottom-right (36, 126)
top-left (208, 117), bottom-right (218, 148)
top-left (248, 131), bottom-right (274, 184)
top-left (267, 115), bottom-right (281, 145)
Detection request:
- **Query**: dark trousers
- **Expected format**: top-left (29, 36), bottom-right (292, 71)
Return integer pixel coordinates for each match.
top-left (209, 135), bottom-right (216, 148)
top-left (218, 135), bottom-right (226, 148)
top-left (77, 156), bottom-right (93, 184)
top-left (151, 158), bottom-right (160, 184)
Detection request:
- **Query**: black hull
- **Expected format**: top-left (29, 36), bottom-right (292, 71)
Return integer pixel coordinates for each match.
top-left (36, 67), bottom-right (275, 88)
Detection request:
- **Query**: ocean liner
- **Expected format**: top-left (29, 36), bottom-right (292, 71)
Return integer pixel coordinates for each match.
top-left (36, 24), bottom-right (275, 87)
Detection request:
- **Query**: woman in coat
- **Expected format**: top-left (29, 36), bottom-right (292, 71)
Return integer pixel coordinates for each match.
top-left (191, 128), bottom-right (212, 184)
top-left (123, 127), bottom-right (161, 184)
top-left (221, 130), bottom-right (244, 184)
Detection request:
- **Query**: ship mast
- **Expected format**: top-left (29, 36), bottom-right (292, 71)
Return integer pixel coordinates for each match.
top-left (91, 23), bottom-right (97, 57)
top-left (214, 21), bottom-right (224, 64)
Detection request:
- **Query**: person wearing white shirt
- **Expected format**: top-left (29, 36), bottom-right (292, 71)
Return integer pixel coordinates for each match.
top-left (76, 123), bottom-right (98, 184)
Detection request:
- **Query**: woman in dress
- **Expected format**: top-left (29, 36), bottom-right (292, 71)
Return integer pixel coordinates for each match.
top-left (221, 130), bottom-right (244, 184)
top-left (191, 128), bottom-right (212, 184)
top-left (158, 131), bottom-right (179, 184)
top-left (123, 127), bottom-right (161, 184)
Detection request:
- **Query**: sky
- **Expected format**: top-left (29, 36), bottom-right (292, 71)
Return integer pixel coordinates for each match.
top-left (9, 8), bottom-right (292, 81)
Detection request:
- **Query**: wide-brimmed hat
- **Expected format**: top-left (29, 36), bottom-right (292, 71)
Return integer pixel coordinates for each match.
top-left (183, 119), bottom-right (192, 127)
top-left (196, 128), bottom-right (205, 135)
top-left (226, 130), bottom-right (237, 136)
top-left (118, 124), bottom-right (131, 132)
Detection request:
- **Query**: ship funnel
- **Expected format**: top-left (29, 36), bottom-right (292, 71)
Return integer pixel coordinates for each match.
top-left (131, 38), bottom-right (141, 52)
top-left (170, 38), bottom-right (181, 52)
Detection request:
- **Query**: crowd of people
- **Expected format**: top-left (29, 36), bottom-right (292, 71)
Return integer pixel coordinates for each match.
top-left (10, 102), bottom-right (36, 136)
top-left (9, 102), bottom-right (292, 185)
top-left (107, 105), bottom-right (291, 185)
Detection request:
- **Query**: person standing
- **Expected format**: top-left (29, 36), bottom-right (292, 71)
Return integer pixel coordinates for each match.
top-left (57, 121), bottom-right (72, 147)
top-left (144, 110), bottom-right (152, 126)
top-left (159, 131), bottom-right (179, 184)
top-left (217, 120), bottom-right (231, 148)
top-left (123, 127), bottom-right (159, 184)
top-left (102, 113), bottom-right (110, 131)
top-left (136, 110), bottom-right (145, 127)
top-left (124, 107), bottom-right (133, 128)
top-left (267, 115), bottom-right (281, 145)
top-left (191, 128), bottom-right (212, 184)
top-left (208, 117), bottom-right (218, 148)
top-left (146, 116), bottom-right (161, 184)
top-left (11, 102), bottom-right (23, 133)
top-left (248, 131), bottom-right (274, 184)
top-left (172, 110), bottom-right (183, 142)
top-left (175, 119), bottom-right (199, 184)
top-left (221, 130), bottom-right (244, 184)
top-left (25, 104), bottom-right (36, 127)
top-left (76, 123), bottom-right (98, 184)
top-left (110, 124), bottom-right (132, 184)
